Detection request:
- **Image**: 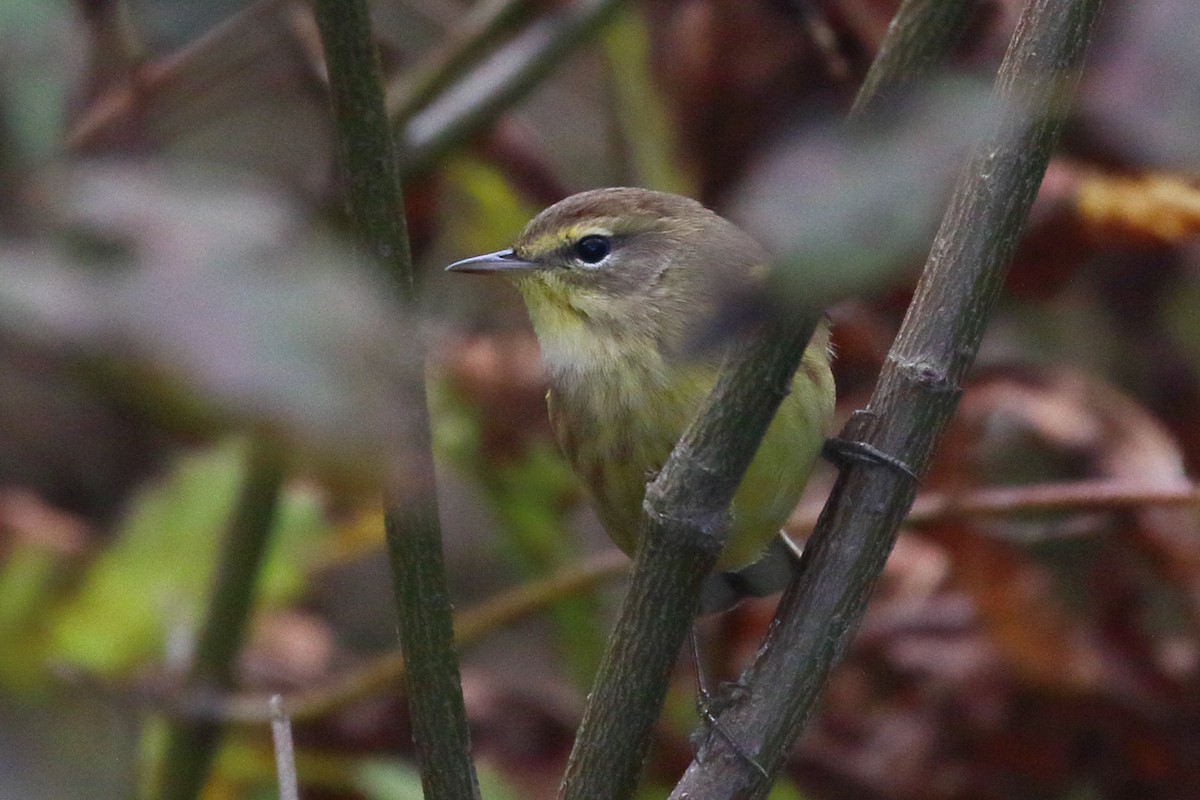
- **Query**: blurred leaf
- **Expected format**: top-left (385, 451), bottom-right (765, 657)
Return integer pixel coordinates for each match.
top-left (730, 78), bottom-right (1003, 311)
top-left (1164, 281), bottom-right (1200, 369)
top-left (641, 0), bottom-right (871, 201)
top-left (0, 692), bottom-right (138, 800)
top-left (351, 758), bottom-right (425, 800)
top-left (433, 348), bottom-right (608, 685)
top-left (765, 779), bottom-right (809, 800)
top-left (934, 367), bottom-right (1200, 696)
top-left (0, 162), bottom-right (424, 490)
top-left (0, 545), bottom-right (63, 689)
top-left (1075, 172), bottom-right (1200, 245)
top-left (47, 438), bottom-right (328, 677)
top-left (0, 336), bottom-right (172, 524)
top-left (440, 156), bottom-right (540, 258)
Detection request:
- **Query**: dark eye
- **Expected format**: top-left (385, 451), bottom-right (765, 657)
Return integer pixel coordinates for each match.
top-left (573, 235), bottom-right (610, 265)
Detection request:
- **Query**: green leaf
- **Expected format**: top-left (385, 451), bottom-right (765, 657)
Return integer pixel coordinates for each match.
top-left (47, 439), bottom-right (327, 677)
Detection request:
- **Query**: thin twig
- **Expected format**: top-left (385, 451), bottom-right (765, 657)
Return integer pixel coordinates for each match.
top-left (398, 0), bottom-right (626, 176)
top-left (188, 550), bottom-right (629, 724)
top-left (387, 0), bottom-right (540, 124)
top-left (786, 478), bottom-right (1200, 542)
top-left (269, 695), bottom-right (300, 800)
top-left (906, 479), bottom-right (1200, 526)
top-left (155, 473), bottom-right (1194, 730)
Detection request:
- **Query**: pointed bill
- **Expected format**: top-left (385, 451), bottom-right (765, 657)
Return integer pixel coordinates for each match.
top-left (445, 248), bottom-right (538, 273)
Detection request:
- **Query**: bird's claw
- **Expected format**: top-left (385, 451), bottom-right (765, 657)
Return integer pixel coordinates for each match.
top-left (821, 437), bottom-right (918, 482)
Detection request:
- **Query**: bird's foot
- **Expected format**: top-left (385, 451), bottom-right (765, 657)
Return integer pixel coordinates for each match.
top-left (689, 632), bottom-right (769, 780)
top-left (693, 685), bottom-right (769, 781)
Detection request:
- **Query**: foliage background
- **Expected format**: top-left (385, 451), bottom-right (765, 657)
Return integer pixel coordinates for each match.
top-left (2, 0), bottom-right (1199, 798)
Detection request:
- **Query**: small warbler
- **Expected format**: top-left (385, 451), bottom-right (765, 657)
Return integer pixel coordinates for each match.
top-left (448, 188), bottom-right (834, 609)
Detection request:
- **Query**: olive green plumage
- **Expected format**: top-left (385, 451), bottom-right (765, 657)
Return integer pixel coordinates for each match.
top-left (448, 187), bottom-right (834, 576)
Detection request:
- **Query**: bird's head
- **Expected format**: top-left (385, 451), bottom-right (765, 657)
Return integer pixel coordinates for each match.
top-left (447, 188), bottom-right (765, 352)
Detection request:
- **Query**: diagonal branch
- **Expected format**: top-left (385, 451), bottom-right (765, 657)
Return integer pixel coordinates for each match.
top-left (559, 316), bottom-right (819, 800)
top-left (672, 0), bottom-right (1110, 797)
top-left (851, 0), bottom-right (982, 115)
top-left (397, 0), bottom-right (625, 176)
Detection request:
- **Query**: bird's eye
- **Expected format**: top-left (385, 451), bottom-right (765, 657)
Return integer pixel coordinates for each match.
top-left (573, 235), bottom-right (610, 265)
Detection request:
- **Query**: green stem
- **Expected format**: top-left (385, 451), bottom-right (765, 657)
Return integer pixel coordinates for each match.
top-left (313, 0), bottom-right (414, 300)
top-left (158, 437), bottom-right (285, 800)
top-left (311, 1), bottom-right (480, 798)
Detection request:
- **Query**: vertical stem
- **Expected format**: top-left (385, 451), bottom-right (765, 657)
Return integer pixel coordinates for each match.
top-left (311, 2), bottom-right (481, 799)
top-left (269, 695), bottom-right (299, 800)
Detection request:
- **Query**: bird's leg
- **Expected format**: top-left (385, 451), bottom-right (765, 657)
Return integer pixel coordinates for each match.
top-left (689, 627), bottom-right (769, 780)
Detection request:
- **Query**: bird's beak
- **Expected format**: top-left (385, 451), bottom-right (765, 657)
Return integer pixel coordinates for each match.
top-left (445, 248), bottom-right (537, 274)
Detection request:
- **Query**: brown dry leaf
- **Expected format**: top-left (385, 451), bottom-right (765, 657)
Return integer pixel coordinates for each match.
top-left (1008, 159), bottom-right (1096, 299)
top-left (930, 367), bottom-right (1200, 699)
top-left (928, 518), bottom-right (1109, 692)
top-left (1077, 172), bottom-right (1200, 246)
top-left (1012, 162), bottom-right (1200, 302)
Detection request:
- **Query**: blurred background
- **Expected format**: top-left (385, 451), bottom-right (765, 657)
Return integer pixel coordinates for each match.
top-left (2, 0), bottom-right (1199, 797)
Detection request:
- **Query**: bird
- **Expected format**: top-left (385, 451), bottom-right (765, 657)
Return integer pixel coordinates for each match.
top-left (447, 187), bottom-right (835, 611)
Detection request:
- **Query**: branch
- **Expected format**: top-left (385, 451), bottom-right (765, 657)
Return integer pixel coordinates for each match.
top-left (311, 2), bottom-right (480, 799)
top-left (397, 0), bottom-right (625, 176)
top-left (558, 316), bottom-right (818, 800)
top-left (673, 0), bottom-right (1110, 796)
top-left (165, 550), bottom-right (628, 725)
top-left (904, 479), bottom-right (1200, 530)
top-left (388, 0), bottom-right (540, 125)
top-left (851, 0), bottom-right (982, 115)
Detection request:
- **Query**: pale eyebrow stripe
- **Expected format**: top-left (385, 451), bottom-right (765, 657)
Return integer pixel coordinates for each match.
top-left (524, 224), bottom-right (616, 256)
